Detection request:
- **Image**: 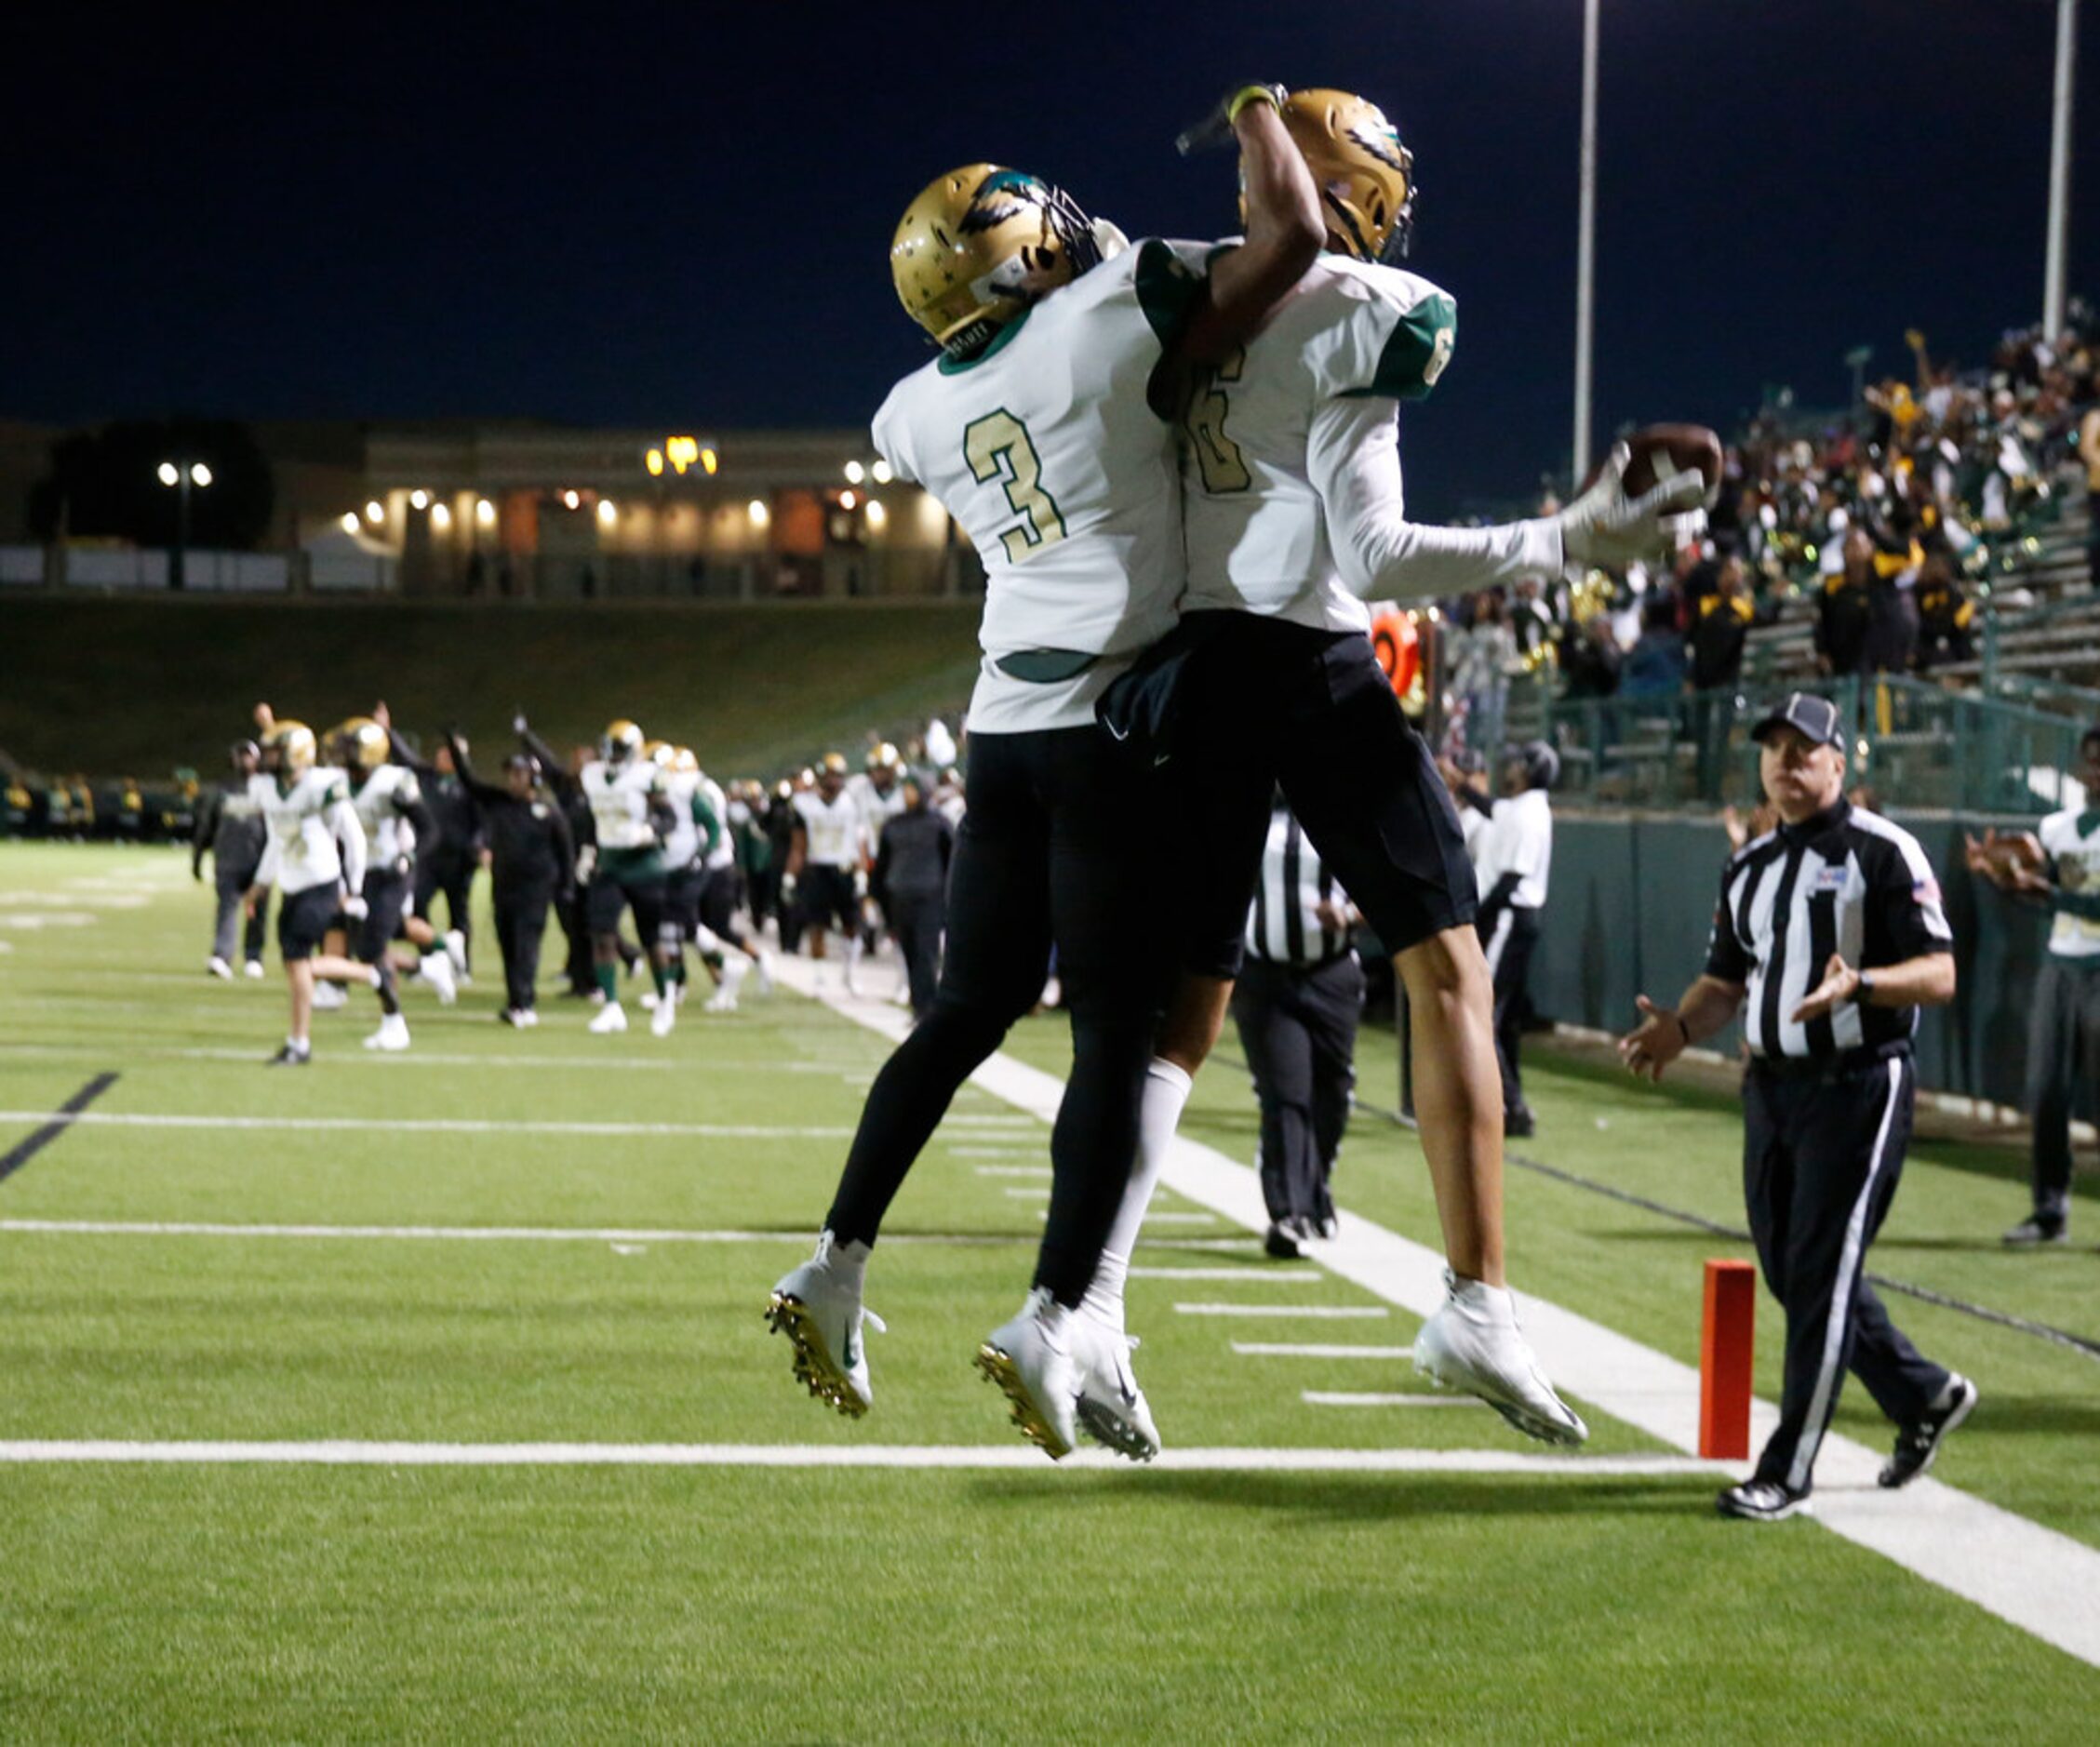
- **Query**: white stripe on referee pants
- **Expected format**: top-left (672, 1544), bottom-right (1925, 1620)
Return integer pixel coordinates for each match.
top-left (1786, 1057), bottom-right (1906, 1494)
top-left (1482, 906), bottom-right (1516, 979)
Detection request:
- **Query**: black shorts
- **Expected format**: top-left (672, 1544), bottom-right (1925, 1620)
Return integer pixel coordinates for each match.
top-left (935, 726), bottom-right (1173, 1025)
top-left (698, 865), bottom-right (742, 938)
top-left (662, 865), bottom-right (706, 936)
top-left (586, 867), bottom-right (665, 938)
top-left (354, 869), bottom-right (414, 962)
top-left (797, 864), bottom-right (860, 934)
top-left (1114, 613), bottom-right (1477, 979)
top-left (277, 883), bottom-right (341, 962)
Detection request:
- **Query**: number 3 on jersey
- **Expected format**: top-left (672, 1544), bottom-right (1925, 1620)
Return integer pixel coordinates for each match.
top-left (1185, 347), bottom-right (1250, 493)
top-left (963, 410), bottom-right (1068, 563)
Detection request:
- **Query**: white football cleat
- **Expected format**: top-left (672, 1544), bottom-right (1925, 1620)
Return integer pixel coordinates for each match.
top-left (976, 1287), bottom-right (1078, 1460)
top-left (207, 955), bottom-right (234, 981)
top-left (515, 1007), bottom-right (538, 1028)
top-left (1070, 1304), bottom-right (1160, 1462)
top-left (311, 980), bottom-right (348, 1011)
top-left (443, 928), bottom-right (468, 977)
top-left (703, 955), bottom-right (751, 1014)
top-left (588, 1002), bottom-right (628, 1034)
top-left (765, 1233), bottom-right (883, 1416)
top-left (418, 951), bottom-right (458, 1006)
top-left (754, 950), bottom-right (775, 995)
top-left (363, 1012), bottom-right (411, 1052)
top-left (1413, 1270), bottom-right (1588, 1447)
top-left (639, 990), bottom-right (661, 1010)
top-left (649, 992), bottom-right (677, 1036)
top-left (243, 958), bottom-right (265, 980)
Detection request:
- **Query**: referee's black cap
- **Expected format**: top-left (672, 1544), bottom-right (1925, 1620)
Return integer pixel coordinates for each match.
top-left (1750, 692), bottom-right (1845, 750)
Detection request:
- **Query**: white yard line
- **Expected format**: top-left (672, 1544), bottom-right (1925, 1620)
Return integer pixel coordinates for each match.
top-left (1129, 1266), bottom-right (1319, 1282)
top-left (0, 1110), bottom-right (854, 1140)
top-left (1302, 1391), bottom-right (1481, 1409)
top-left (1235, 1342), bottom-right (1416, 1360)
top-left (1174, 1303), bottom-right (1390, 1320)
top-left (972, 1166), bottom-right (1052, 1179)
top-left (0, 1439), bottom-right (1724, 1475)
top-left (1001, 1187), bottom-right (1050, 1199)
top-left (0, 1045), bottom-right (880, 1074)
top-left (779, 958), bottom-right (2100, 1671)
top-left (947, 1145), bottom-right (1043, 1158)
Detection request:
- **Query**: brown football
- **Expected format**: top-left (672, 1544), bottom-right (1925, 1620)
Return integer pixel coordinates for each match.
top-left (1621, 422), bottom-right (1723, 501)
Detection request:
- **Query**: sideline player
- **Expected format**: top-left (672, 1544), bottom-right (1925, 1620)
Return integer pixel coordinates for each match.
top-left (785, 754), bottom-right (868, 994)
top-left (578, 718), bottom-right (677, 1034)
top-left (194, 738), bottom-right (268, 979)
top-left (448, 734), bottom-right (574, 1026)
top-left (246, 719), bottom-right (400, 1064)
top-left (684, 750), bottom-right (772, 1011)
top-left (1089, 88), bottom-right (1702, 1445)
top-left (768, 85), bottom-right (1325, 1459)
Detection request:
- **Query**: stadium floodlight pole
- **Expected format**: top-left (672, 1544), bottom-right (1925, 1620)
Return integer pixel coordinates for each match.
top-left (2043, 0), bottom-right (2079, 340)
top-left (1572, 0), bottom-right (1599, 487)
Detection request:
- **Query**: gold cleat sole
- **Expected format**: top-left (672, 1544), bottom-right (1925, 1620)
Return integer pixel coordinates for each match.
top-left (974, 1342), bottom-right (1072, 1460)
top-left (765, 1292), bottom-right (868, 1419)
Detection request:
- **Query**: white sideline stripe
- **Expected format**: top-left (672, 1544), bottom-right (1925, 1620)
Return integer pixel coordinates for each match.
top-left (0, 1440), bottom-right (1724, 1475)
top-left (1174, 1303), bottom-right (1389, 1320)
top-left (0, 1220), bottom-right (1260, 1251)
top-left (1129, 1267), bottom-right (1320, 1282)
top-left (0, 1110), bottom-right (853, 1140)
top-left (972, 1166), bottom-right (1052, 1179)
top-left (0, 1045), bottom-right (878, 1075)
top-left (1039, 1209), bottom-right (1215, 1225)
top-left (1303, 1392), bottom-right (1481, 1409)
top-left (779, 956), bottom-right (2100, 1669)
top-left (1235, 1342), bottom-right (1416, 1359)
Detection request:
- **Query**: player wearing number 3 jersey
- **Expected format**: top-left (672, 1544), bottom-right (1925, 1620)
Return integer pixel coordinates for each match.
top-left (769, 87), bottom-right (1324, 1460)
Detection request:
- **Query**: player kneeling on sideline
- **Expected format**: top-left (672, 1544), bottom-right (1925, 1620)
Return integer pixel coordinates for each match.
top-left (1619, 692), bottom-right (1973, 1521)
top-left (247, 720), bottom-right (402, 1065)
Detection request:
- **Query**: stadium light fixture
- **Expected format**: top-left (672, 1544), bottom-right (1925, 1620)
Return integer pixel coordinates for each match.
top-left (340, 513), bottom-right (360, 534)
top-left (865, 499), bottom-right (887, 531)
top-left (409, 488), bottom-right (430, 511)
top-left (156, 458), bottom-right (210, 590)
top-left (844, 460), bottom-right (865, 485)
top-left (190, 462), bottom-right (212, 487)
top-left (870, 459), bottom-right (893, 485)
top-left (646, 447), bottom-right (665, 476)
top-left (431, 501), bottom-right (452, 531)
top-left (475, 498), bottom-right (497, 528)
top-left (365, 500), bottom-right (384, 525)
top-left (562, 489), bottom-right (581, 511)
top-left (840, 489), bottom-right (857, 511)
top-left (700, 447), bottom-right (717, 474)
top-left (596, 499), bottom-right (617, 527)
top-left (156, 461), bottom-right (180, 487)
top-left (747, 499), bottom-right (769, 529)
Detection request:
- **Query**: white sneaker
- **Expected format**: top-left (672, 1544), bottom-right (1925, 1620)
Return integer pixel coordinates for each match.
top-left (244, 958), bottom-right (265, 980)
top-left (705, 955), bottom-right (751, 1013)
top-left (639, 990), bottom-right (661, 1010)
top-left (363, 1012), bottom-right (411, 1052)
top-left (443, 928), bottom-right (468, 977)
top-left (702, 988), bottom-right (739, 1013)
top-left (419, 951), bottom-right (458, 1006)
top-left (311, 981), bottom-right (348, 1011)
top-left (1413, 1270), bottom-right (1588, 1446)
top-left (976, 1287), bottom-right (1077, 1460)
top-left (207, 955), bottom-right (234, 981)
top-left (1070, 1304), bottom-right (1160, 1462)
top-left (588, 1002), bottom-right (628, 1034)
top-left (649, 992), bottom-right (677, 1037)
top-left (754, 951), bottom-right (775, 995)
top-left (766, 1233), bottom-right (883, 1416)
top-left (516, 1007), bottom-right (538, 1029)
top-left (889, 979), bottom-right (912, 1007)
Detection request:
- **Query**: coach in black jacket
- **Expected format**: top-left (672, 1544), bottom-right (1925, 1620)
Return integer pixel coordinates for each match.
top-left (1616, 692), bottom-right (1974, 1522)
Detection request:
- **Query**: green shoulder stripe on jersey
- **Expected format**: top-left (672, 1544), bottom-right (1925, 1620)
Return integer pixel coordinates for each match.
top-left (936, 308), bottom-right (1031, 375)
top-left (1134, 239), bottom-right (1204, 342)
top-left (1341, 291), bottom-right (1457, 402)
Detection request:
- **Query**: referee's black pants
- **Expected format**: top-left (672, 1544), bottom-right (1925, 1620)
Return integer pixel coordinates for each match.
top-left (2024, 955), bottom-right (2100, 1220)
top-left (824, 727), bottom-right (1169, 1306)
top-left (1481, 904), bottom-right (1541, 1121)
top-left (492, 879), bottom-right (554, 1013)
top-left (1744, 1055), bottom-right (1950, 1493)
top-left (1232, 954), bottom-right (1363, 1228)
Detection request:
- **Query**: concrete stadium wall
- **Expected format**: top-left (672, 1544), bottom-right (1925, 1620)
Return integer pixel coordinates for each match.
top-left (1535, 810), bottom-right (2062, 1109)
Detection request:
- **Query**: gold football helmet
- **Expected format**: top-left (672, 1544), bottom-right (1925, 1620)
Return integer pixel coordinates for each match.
top-left (1276, 88), bottom-right (1416, 261)
top-left (671, 746), bottom-right (700, 776)
top-left (330, 716), bottom-right (390, 773)
top-left (263, 720), bottom-right (316, 776)
top-left (602, 719), bottom-right (645, 765)
top-left (642, 738), bottom-right (672, 769)
top-left (866, 741), bottom-right (900, 773)
top-left (891, 165), bottom-right (1105, 353)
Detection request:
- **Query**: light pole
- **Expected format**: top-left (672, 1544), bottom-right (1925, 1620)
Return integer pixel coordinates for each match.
top-left (156, 459), bottom-right (213, 591)
top-left (2044, 0), bottom-right (2080, 340)
top-left (1572, 0), bottom-right (1599, 487)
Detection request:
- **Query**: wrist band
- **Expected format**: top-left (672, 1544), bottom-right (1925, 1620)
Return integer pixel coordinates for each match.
top-left (1226, 85), bottom-right (1282, 123)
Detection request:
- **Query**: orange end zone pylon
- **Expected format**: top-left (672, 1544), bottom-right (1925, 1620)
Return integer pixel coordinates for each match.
top-left (1700, 1259), bottom-right (1757, 1460)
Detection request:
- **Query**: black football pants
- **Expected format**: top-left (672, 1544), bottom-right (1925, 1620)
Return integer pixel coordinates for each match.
top-left (2024, 955), bottom-right (2100, 1220)
top-left (493, 881), bottom-right (554, 1013)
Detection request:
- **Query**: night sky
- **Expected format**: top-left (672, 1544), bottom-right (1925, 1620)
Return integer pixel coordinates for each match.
top-left (7, 0), bottom-right (2092, 516)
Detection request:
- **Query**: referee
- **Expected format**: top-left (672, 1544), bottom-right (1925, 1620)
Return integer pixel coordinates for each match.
top-left (1233, 797), bottom-right (1364, 1259)
top-left (1618, 692), bottom-right (1975, 1521)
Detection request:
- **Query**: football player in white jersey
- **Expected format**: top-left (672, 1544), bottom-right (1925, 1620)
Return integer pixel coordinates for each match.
top-left (848, 743), bottom-right (911, 1000)
top-left (1089, 88), bottom-right (1705, 1447)
top-left (579, 718), bottom-right (678, 1035)
top-left (244, 719), bottom-right (397, 1065)
top-left (681, 749), bottom-right (772, 1012)
top-left (786, 753), bottom-right (869, 993)
top-left (769, 86), bottom-right (1324, 1460)
top-left (327, 718), bottom-right (460, 1050)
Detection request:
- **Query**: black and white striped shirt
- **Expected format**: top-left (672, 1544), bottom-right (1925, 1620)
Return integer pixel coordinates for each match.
top-left (1246, 808), bottom-right (1352, 968)
top-left (1705, 798), bottom-right (1953, 1060)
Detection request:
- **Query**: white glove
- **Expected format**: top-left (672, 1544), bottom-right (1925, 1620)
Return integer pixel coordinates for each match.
top-left (781, 872), bottom-right (799, 900)
top-left (575, 844), bottom-right (596, 885)
top-left (341, 892), bottom-right (368, 922)
top-left (852, 867), bottom-right (869, 901)
top-left (1556, 444), bottom-right (1709, 574)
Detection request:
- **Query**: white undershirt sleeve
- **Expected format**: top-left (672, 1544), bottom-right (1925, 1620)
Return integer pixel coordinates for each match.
top-left (1310, 395), bottom-right (1563, 600)
top-left (330, 796), bottom-right (368, 896)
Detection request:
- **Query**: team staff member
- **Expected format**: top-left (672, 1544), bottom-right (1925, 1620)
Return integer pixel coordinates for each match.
top-left (194, 739), bottom-right (268, 980)
top-left (1474, 741), bottom-right (1555, 1139)
top-left (1619, 692), bottom-right (1974, 1521)
top-left (1233, 799), bottom-right (1363, 1259)
top-left (1964, 721), bottom-right (2100, 1245)
top-left (448, 734), bottom-right (575, 1027)
top-left (872, 775), bottom-right (955, 1020)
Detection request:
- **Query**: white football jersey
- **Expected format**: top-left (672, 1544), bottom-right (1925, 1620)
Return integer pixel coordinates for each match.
top-left (698, 774), bottom-right (733, 870)
top-left (661, 768), bottom-right (703, 868)
top-left (793, 788), bottom-right (864, 869)
top-left (582, 757), bottom-right (662, 852)
top-left (251, 767), bottom-right (366, 897)
top-left (1181, 251), bottom-right (1558, 632)
top-left (1475, 789), bottom-right (1553, 911)
top-left (847, 771), bottom-right (907, 855)
top-left (350, 764), bottom-right (421, 871)
top-left (2040, 807), bottom-right (2100, 960)
top-left (872, 239), bottom-right (1204, 732)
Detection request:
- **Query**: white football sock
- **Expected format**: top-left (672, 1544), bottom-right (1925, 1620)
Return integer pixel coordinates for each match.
top-left (1082, 1057), bottom-right (1194, 1335)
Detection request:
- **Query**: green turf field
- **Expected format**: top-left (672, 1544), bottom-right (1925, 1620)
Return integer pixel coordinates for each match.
top-left (3, 841), bottom-right (2098, 1741)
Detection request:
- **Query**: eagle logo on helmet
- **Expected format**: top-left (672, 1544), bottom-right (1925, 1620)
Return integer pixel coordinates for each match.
top-left (1280, 88), bottom-right (1419, 262)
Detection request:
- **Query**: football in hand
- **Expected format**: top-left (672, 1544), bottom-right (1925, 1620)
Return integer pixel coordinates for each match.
top-left (1620, 423), bottom-right (1723, 505)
